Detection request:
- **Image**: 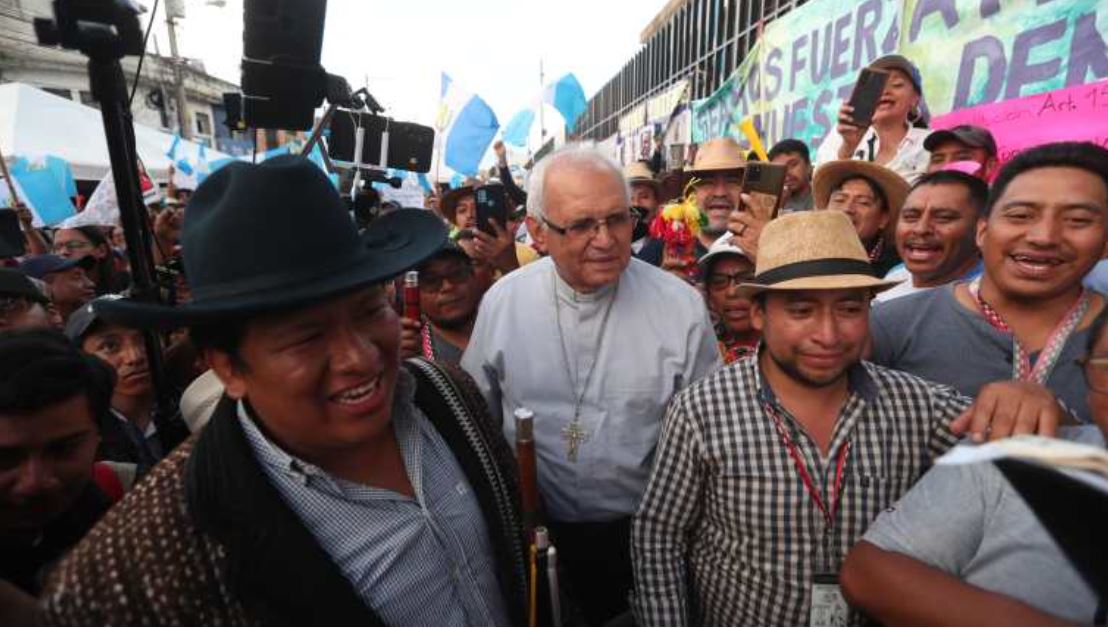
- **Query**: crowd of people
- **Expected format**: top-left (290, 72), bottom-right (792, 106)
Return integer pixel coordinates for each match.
top-left (1, 53), bottom-right (1107, 626)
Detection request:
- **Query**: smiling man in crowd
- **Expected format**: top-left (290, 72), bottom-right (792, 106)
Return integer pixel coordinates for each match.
top-left (42, 156), bottom-right (529, 626)
top-left (633, 211), bottom-right (1069, 626)
top-left (872, 142), bottom-right (1108, 422)
top-left (876, 170), bottom-right (986, 303)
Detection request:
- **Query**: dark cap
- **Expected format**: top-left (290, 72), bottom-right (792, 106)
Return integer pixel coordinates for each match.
top-left (419, 240), bottom-right (470, 269)
top-left (64, 294), bottom-right (123, 342)
top-left (924, 125), bottom-right (998, 157)
top-left (869, 54), bottom-right (923, 95)
top-left (0, 268), bottom-right (48, 303)
top-left (18, 254), bottom-right (96, 280)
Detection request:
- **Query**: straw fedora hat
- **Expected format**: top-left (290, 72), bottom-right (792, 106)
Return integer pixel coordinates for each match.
top-left (688, 137), bottom-right (747, 177)
top-left (624, 161), bottom-right (661, 194)
top-left (812, 160), bottom-right (910, 214)
top-left (738, 211), bottom-right (902, 295)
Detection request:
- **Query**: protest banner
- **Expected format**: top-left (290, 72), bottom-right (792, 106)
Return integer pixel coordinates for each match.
top-left (692, 0), bottom-right (1108, 154)
top-left (693, 0), bottom-right (903, 149)
top-left (902, 0), bottom-right (1107, 114)
top-left (932, 78), bottom-right (1108, 168)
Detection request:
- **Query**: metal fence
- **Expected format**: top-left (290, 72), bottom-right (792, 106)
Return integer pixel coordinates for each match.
top-left (575, 0), bottom-right (810, 141)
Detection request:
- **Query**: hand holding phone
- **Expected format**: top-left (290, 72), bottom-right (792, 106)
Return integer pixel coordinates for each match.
top-left (846, 68), bottom-right (890, 128)
top-left (475, 183), bottom-right (509, 235)
top-left (741, 162), bottom-right (787, 222)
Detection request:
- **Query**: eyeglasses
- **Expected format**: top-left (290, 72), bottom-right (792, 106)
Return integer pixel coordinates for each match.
top-left (541, 210), bottom-right (633, 240)
top-left (1078, 355), bottom-right (1108, 394)
top-left (707, 270), bottom-right (755, 290)
top-left (54, 240), bottom-right (92, 253)
top-left (419, 263), bottom-right (475, 292)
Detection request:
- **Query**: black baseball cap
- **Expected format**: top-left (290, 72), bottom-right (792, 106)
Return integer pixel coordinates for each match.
top-left (18, 254), bottom-right (96, 280)
top-left (924, 125), bottom-right (999, 157)
top-left (64, 294), bottom-right (124, 342)
top-left (0, 268), bottom-right (48, 303)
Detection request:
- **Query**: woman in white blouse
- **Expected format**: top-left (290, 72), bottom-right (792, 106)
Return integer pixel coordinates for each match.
top-left (816, 54), bottom-right (931, 184)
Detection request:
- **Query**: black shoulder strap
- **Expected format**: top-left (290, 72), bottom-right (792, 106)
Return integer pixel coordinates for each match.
top-left (186, 397), bottom-right (383, 626)
top-left (404, 357), bottom-right (528, 626)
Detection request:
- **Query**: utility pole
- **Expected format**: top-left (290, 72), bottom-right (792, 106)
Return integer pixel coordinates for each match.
top-left (165, 0), bottom-right (191, 138)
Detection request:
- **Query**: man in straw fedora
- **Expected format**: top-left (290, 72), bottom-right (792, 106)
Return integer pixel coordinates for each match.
top-left (632, 210), bottom-right (1068, 626)
top-left (41, 156), bottom-right (528, 625)
top-left (813, 158), bottom-right (910, 277)
top-left (638, 137), bottom-right (748, 268)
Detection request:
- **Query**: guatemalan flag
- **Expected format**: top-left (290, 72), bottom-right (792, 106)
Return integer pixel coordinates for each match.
top-left (543, 73), bottom-right (587, 131)
top-left (437, 73), bottom-right (499, 177)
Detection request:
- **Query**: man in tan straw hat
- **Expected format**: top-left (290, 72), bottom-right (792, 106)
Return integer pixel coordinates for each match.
top-left (632, 210), bottom-right (1068, 626)
top-left (639, 137), bottom-right (748, 268)
top-left (814, 159), bottom-right (910, 276)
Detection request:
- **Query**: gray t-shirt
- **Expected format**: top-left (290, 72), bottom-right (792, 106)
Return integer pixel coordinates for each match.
top-left (862, 428), bottom-right (1104, 623)
top-left (871, 284), bottom-right (1094, 422)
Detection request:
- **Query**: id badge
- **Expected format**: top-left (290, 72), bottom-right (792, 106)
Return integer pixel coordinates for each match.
top-left (808, 573), bottom-right (848, 627)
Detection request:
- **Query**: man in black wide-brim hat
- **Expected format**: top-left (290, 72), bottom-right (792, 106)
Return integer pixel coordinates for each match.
top-left (41, 155), bottom-right (528, 626)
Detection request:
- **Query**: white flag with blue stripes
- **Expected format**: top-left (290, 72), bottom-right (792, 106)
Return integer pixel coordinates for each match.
top-left (437, 73), bottom-right (499, 177)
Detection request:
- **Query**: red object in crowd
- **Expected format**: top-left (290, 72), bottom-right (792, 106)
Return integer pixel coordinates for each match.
top-left (403, 271), bottom-right (420, 321)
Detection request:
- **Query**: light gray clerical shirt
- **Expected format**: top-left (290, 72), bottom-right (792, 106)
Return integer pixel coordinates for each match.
top-left (462, 257), bottom-right (722, 522)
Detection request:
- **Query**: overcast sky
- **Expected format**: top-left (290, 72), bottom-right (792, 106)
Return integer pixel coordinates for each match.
top-left (151, 0), bottom-right (669, 144)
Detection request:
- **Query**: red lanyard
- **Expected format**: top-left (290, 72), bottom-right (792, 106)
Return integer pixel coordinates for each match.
top-left (969, 278), bottom-right (1090, 384)
top-left (420, 323), bottom-right (435, 360)
top-left (764, 402), bottom-right (851, 528)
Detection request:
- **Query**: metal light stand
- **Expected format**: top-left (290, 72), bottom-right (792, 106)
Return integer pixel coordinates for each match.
top-left (36, 4), bottom-right (178, 450)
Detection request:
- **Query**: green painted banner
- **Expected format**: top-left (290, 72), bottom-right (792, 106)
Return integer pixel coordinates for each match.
top-left (691, 0), bottom-right (1108, 151)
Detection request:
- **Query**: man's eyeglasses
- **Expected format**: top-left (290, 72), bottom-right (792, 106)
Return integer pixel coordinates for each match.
top-left (706, 270), bottom-right (755, 290)
top-left (541, 210), bottom-right (634, 240)
top-left (54, 240), bottom-right (92, 253)
top-left (419, 263), bottom-right (475, 292)
top-left (1078, 355), bottom-right (1108, 394)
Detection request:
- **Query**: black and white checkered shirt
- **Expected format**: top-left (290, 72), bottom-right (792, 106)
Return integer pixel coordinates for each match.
top-left (631, 352), bottom-right (968, 626)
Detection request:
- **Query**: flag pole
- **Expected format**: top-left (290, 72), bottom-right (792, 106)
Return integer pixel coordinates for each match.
top-left (0, 143), bottom-right (22, 207)
top-left (538, 59), bottom-right (547, 143)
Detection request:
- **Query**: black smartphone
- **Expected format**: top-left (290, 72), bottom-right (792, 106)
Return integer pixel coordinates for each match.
top-left (475, 183), bottom-right (508, 235)
top-left (741, 162), bottom-right (787, 221)
top-left (0, 209), bottom-right (26, 259)
top-left (847, 67), bottom-right (890, 127)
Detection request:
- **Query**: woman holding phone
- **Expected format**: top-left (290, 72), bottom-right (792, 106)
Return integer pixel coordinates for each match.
top-left (815, 55), bottom-right (931, 184)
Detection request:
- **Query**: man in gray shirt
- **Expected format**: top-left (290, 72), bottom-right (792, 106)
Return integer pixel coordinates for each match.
top-left (841, 309), bottom-right (1108, 624)
top-left (871, 142), bottom-right (1108, 423)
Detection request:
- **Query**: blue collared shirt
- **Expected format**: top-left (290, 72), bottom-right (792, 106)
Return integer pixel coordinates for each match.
top-left (237, 371), bottom-right (508, 626)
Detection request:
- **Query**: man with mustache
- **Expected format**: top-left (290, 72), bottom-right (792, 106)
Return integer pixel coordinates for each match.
top-left (875, 170), bottom-right (985, 303)
top-left (871, 142), bottom-right (1108, 422)
top-left (400, 242), bottom-right (494, 365)
top-left (632, 211), bottom-right (1066, 626)
top-left (44, 157), bottom-right (529, 625)
top-left (638, 138), bottom-right (746, 271)
top-left (769, 139), bottom-right (814, 214)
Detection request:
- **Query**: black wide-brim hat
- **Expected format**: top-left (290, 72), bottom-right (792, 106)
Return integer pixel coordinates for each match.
top-left (96, 155), bottom-right (447, 329)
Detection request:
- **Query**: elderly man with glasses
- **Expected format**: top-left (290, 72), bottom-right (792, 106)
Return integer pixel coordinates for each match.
top-left (462, 144), bottom-right (721, 625)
